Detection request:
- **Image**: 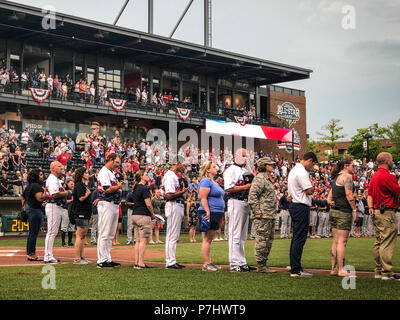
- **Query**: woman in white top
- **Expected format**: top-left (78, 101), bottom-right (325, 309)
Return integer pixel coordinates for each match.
top-left (47, 75), bottom-right (53, 92)
top-left (89, 83), bottom-right (96, 104)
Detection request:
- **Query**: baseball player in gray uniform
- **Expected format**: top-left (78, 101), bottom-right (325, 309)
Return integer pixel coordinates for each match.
top-left (223, 148), bottom-right (253, 272)
top-left (96, 154), bottom-right (122, 269)
top-left (162, 162), bottom-right (187, 269)
top-left (44, 161), bottom-right (68, 264)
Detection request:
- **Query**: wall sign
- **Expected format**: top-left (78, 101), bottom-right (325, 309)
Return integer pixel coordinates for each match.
top-left (277, 102), bottom-right (300, 127)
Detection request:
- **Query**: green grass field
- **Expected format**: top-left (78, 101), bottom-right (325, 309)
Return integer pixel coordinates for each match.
top-left (1, 235), bottom-right (400, 300)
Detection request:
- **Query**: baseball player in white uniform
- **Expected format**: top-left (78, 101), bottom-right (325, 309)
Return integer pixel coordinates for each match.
top-left (44, 161), bottom-right (68, 264)
top-left (223, 148), bottom-right (253, 272)
top-left (96, 153), bottom-right (122, 268)
top-left (162, 162), bottom-right (187, 269)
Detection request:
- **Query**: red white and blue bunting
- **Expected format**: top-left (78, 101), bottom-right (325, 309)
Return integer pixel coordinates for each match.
top-left (29, 88), bottom-right (50, 103)
top-left (109, 99), bottom-right (127, 112)
top-left (177, 108), bottom-right (191, 121)
top-left (234, 116), bottom-right (247, 126)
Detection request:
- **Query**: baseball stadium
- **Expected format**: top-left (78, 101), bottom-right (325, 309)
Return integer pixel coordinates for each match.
top-left (0, 0), bottom-right (399, 304)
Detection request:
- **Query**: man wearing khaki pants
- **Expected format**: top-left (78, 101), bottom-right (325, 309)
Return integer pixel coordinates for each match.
top-left (367, 152), bottom-right (400, 281)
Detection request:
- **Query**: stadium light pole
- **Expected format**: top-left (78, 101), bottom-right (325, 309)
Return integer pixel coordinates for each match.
top-left (148, 0), bottom-right (153, 34)
top-left (169, 0), bottom-right (194, 38)
top-left (113, 0), bottom-right (130, 26)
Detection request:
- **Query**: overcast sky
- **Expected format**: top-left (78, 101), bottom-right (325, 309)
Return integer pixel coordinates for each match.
top-left (12, 0), bottom-right (400, 140)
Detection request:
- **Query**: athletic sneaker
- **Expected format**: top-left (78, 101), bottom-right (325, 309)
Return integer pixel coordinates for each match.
top-left (90, 241), bottom-right (97, 245)
top-left (97, 261), bottom-right (114, 269)
top-left (290, 270), bottom-right (313, 277)
top-left (241, 264), bottom-right (256, 271)
top-left (44, 259), bottom-right (60, 264)
top-left (382, 274), bottom-right (400, 281)
top-left (80, 257), bottom-right (92, 264)
top-left (149, 240), bottom-right (156, 244)
top-left (209, 263), bottom-right (222, 270)
top-left (126, 241), bottom-right (132, 245)
top-left (374, 274), bottom-right (382, 279)
top-left (202, 263), bottom-right (219, 272)
top-left (156, 240), bottom-right (164, 244)
top-left (73, 258), bottom-right (88, 265)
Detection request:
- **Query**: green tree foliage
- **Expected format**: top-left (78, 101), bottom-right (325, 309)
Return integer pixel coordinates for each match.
top-left (317, 119), bottom-right (347, 160)
top-left (347, 123), bottom-right (387, 161)
top-left (306, 140), bottom-right (321, 159)
top-left (385, 119), bottom-right (400, 162)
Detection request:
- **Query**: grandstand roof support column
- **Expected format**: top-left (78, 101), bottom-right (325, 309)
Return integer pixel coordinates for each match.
top-left (255, 86), bottom-right (261, 118)
top-left (206, 77), bottom-right (210, 112)
top-left (149, 67), bottom-right (154, 100)
top-left (20, 42), bottom-right (25, 78)
top-left (179, 75), bottom-right (183, 101)
top-left (5, 40), bottom-right (10, 70)
top-left (231, 89), bottom-right (235, 109)
top-left (160, 77), bottom-right (164, 96)
top-left (215, 81), bottom-right (219, 107)
top-left (198, 83), bottom-right (201, 110)
top-left (148, 0), bottom-right (153, 34)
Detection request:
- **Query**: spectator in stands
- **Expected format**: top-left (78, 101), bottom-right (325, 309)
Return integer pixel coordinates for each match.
top-left (12, 170), bottom-right (23, 196)
top-left (74, 81), bottom-right (80, 100)
top-left (0, 171), bottom-right (11, 196)
top-left (47, 74), bottom-right (54, 92)
top-left (136, 87), bottom-right (141, 103)
top-left (62, 81), bottom-right (68, 101)
top-left (22, 168), bottom-right (45, 261)
top-left (30, 68), bottom-right (39, 88)
top-left (141, 87), bottom-right (148, 105)
top-left (20, 129), bottom-right (30, 152)
top-left (11, 71), bottom-right (19, 94)
top-left (39, 71), bottom-right (46, 89)
top-left (1, 156), bottom-right (9, 172)
top-left (100, 85), bottom-right (108, 106)
top-left (89, 82), bottom-right (95, 104)
top-left (11, 151), bottom-right (21, 172)
top-left (8, 125), bottom-right (15, 142)
top-left (57, 149), bottom-right (69, 170)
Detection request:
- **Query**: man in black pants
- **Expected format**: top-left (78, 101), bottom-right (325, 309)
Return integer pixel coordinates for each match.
top-left (287, 152), bottom-right (318, 277)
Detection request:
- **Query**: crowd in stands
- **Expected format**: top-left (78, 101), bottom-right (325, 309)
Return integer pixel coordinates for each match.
top-left (0, 66), bottom-right (258, 121)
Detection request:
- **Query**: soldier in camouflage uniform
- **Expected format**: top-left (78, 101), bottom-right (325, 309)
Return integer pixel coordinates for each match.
top-left (248, 157), bottom-right (278, 273)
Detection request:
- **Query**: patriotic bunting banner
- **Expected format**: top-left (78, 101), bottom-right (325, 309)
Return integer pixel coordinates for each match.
top-left (29, 88), bottom-right (50, 103)
top-left (234, 116), bottom-right (247, 126)
top-left (109, 99), bottom-right (127, 112)
top-left (206, 119), bottom-right (293, 142)
top-left (177, 108), bottom-right (191, 121)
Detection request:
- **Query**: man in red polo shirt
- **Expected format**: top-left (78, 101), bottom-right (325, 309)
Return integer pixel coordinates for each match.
top-left (367, 152), bottom-right (400, 281)
top-left (57, 150), bottom-right (69, 170)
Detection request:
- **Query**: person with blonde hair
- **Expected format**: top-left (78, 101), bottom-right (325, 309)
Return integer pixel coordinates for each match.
top-left (198, 161), bottom-right (225, 271)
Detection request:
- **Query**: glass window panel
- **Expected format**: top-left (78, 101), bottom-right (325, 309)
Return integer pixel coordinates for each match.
top-left (114, 75), bottom-right (120, 82)
top-left (114, 70), bottom-right (121, 75)
top-left (114, 82), bottom-right (121, 90)
top-left (98, 79), bottom-right (106, 87)
top-left (106, 81), bottom-right (113, 87)
top-left (99, 67), bottom-right (105, 72)
top-left (98, 72), bottom-right (105, 79)
top-left (106, 74), bottom-right (113, 81)
top-left (87, 68), bottom-right (95, 73)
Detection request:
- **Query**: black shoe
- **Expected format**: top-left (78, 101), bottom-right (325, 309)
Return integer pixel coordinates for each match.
top-left (68, 243), bottom-right (74, 247)
top-left (230, 266), bottom-right (249, 273)
top-left (97, 261), bottom-right (114, 269)
top-left (109, 261), bottom-right (121, 267)
top-left (166, 263), bottom-right (183, 269)
top-left (176, 263), bottom-right (186, 268)
top-left (242, 264), bottom-right (256, 271)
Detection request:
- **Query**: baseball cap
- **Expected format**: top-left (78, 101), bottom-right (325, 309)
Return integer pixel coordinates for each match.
top-left (257, 157), bottom-right (275, 167)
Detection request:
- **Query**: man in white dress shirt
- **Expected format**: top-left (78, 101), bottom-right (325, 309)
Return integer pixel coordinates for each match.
top-left (287, 152), bottom-right (318, 277)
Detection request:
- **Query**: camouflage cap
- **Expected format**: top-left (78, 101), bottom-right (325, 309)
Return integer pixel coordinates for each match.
top-left (257, 157), bottom-right (275, 167)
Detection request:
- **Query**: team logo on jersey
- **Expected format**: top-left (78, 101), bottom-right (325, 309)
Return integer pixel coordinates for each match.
top-left (29, 88), bottom-right (51, 103)
top-left (277, 102), bottom-right (300, 127)
top-left (177, 108), bottom-right (191, 121)
top-left (109, 99), bottom-right (127, 112)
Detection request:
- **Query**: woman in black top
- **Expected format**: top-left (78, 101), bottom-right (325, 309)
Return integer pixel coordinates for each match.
top-left (21, 169), bottom-right (45, 261)
top-left (327, 157), bottom-right (357, 277)
top-left (72, 167), bottom-right (92, 265)
top-left (131, 170), bottom-right (155, 269)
